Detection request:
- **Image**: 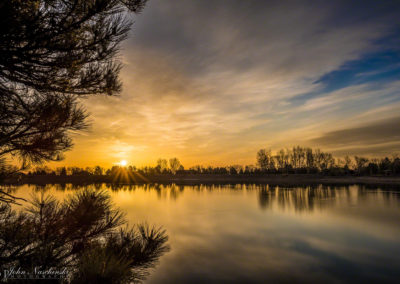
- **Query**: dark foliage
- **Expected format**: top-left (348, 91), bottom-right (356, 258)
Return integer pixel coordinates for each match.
top-left (0, 0), bottom-right (146, 165)
top-left (0, 189), bottom-right (169, 283)
top-left (0, 0), bottom-right (147, 203)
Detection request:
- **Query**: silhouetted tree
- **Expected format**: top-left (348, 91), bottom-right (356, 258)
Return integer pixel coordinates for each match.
top-left (367, 161), bottom-right (379, 175)
top-left (156, 158), bottom-right (168, 173)
top-left (60, 166), bottom-right (67, 176)
top-left (0, 189), bottom-right (169, 283)
top-left (354, 156), bottom-right (369, 175)
top-left (343, 155), bottom-right (353, 174)
top-left (94, 165), bottom-right (104, 176)
top-left (0, 0), bottom-right (147, 201)
top-left (257, 149), bottom-right (275, 171)
top-left (169, 158), bottom-right (181, 174)
top-left (305, 147), bottom-right (314, 173)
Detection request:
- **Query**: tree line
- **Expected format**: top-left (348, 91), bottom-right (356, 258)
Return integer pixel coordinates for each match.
top-left (256, 146), bottom-right (400, 175)
top-left (22, 147), bottom-right (400, 178)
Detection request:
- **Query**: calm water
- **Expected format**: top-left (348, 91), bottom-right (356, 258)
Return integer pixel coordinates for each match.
top-left (13, 184), bottom-right (400, 283)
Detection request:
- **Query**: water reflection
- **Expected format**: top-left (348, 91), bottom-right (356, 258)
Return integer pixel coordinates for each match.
top-left (258, 184), bottom-right (400, 212)
top-left (9, 183), bottom-right (400, 283)
top-left (24, 183), bottom-right (400, 213)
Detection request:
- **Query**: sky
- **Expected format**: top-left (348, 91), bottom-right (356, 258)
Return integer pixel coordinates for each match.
top-left (54, 0), bottom-right (400, 168)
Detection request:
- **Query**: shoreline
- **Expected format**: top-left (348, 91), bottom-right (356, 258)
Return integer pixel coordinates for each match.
top-left (3, 174), bottom-right (400, 186)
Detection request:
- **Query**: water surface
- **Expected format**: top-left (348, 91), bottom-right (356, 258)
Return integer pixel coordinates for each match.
top-left (13, 184), bottom-right (400, 283)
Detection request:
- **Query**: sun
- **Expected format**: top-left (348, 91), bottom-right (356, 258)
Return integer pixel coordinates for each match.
top-left (119, 160), bottom-right (127, 166)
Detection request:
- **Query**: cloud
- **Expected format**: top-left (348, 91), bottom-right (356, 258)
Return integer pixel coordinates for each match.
top-left (308, 116), bottom-right (400, 155)
top-left (131, 0), bottom-right (394, 81)
top-left (57, 0), bottom-right (400, 167)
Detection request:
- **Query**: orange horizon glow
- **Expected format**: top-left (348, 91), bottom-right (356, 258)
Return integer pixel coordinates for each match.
top-left (12, 1), bottom-right (400, 169)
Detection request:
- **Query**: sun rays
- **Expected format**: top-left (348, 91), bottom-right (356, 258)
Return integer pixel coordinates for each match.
top-left (110, 164), bottom-right (151, 184)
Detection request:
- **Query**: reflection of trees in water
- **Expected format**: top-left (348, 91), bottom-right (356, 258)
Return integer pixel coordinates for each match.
top-left (170, 184), bottom-right (184, 200)
top-left (257, 184), bottom-right (400, 212)
top-left (0, 189), bottom-right (169, 283)
top-left (27, 183), bottom-right (188, 202)
top-left (149, 184), bottom-right (185, 200)
top-left (258, 185), bottom-right (339, 211)
top-left (30, 183), bottom-right (95, 192)
top-left (22, 183), bottom-right (400, 210)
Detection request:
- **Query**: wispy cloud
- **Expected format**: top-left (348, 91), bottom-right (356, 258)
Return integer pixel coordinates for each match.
top-left (308, 116), bottom-right (400, 153)
top-left (55, 0), bottom-right (400, 167)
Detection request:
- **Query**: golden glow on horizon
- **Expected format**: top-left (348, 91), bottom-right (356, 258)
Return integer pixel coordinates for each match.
top-left (119, 160), bottom-right (128, 166)
top-left (19, 1), bottom-right (399, 171)
top-left (40, 46), bottom-right (400, 170)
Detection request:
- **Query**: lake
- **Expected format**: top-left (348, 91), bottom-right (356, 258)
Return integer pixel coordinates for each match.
top-left (11, 184), bottom-right (400, 283)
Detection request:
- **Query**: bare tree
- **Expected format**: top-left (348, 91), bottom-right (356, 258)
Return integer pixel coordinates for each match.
top-left (257, 149), bottom-right (275, 171)
top-left (169, 157), bottom-right (181, 174)
top-left (354, 156), bottom-right (369, 175)
top-left (305, 148), bottom-right (314, 173)
top-left (156, 158), bottom-right (168, 173)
